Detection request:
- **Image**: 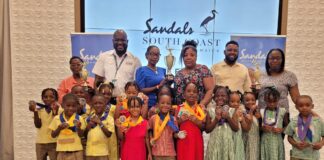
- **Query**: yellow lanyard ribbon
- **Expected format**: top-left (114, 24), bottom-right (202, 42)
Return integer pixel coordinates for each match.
top-left (152, 113), bottom-right (170, 141)
top-left (61, 113), bottom-right (76, 135)
top-left (121, 116), bottom-right (143, 127)
top-left (183, 102), bottom-right (206, 121)
top-left (117, 98), bottom-right (128, 110)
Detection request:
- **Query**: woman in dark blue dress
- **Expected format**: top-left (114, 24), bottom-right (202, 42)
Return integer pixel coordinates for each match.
top-left (135, 45), bottom-right (166, 109)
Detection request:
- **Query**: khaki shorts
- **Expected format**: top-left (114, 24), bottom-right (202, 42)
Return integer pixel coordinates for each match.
top-left (36, 143), bottom-right (57, 160)
top-left (86, 156), bottom-right (109, 160)
top-left (57, 150), bottom-right (83, 160)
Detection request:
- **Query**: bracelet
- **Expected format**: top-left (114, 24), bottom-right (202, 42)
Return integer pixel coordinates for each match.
top-left (100, 123), bottom-right (104, 128)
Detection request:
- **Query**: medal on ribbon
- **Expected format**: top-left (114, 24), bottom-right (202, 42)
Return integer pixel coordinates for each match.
top-left (121, 116), bottom-right (143, 128)
top-left (297, 114), bottom-right (313, 142)
top-left (86, 111), bottom-right (109, 129)
top-left (59, 113), bottom-right (80, 135)
top-left (182, 102), bottom-right (206, 121)
top-left (263, 107), bottom-right (279, 126)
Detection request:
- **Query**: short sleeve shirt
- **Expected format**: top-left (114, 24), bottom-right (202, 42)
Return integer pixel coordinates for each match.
top-left (211, 61), bottom-right (252, 93)
top-left (35, 108), bottom-right (63, 144)
top-left (86, 114), bottom-right (115, 156)
top-left (174, 64), bottom-right (213, 105)
top-left (48, 114), bottom-right (86, 151)
top-left (57, 76), bottom-right (95, 103)
top-left (284, 116), bottom-right (324, 160)
top-left (149, 114), bottom-right (177, 156)
top-left (135, 66), bottom-right (166, 107)
top-left (92, 50), bottom-right (142, 97)
top-left (258, 70), bottom-right (298, 112)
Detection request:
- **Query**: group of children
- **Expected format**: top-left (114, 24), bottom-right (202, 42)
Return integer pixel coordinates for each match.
top-left (29, 81), bottom-right (324, 160)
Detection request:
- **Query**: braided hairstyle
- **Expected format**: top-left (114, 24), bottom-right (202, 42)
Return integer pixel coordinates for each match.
top-left (263, 87), bottom-right (280, 102)
top-left (41, 88), bottom-right (59, 101)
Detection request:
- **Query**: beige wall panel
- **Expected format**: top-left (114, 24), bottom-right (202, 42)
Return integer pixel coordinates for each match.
top-left (285, 0), bottom-right (324, 158)
top-left (10, 0), bottom-right (74, 159)
top-left (8, 0), bottom-right (324, 159)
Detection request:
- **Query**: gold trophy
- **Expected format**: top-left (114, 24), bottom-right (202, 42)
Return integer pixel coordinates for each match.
top-left (252, 58), bottom-right (261, 89)
top-left (80, 62), bottom-right (89, 90)
top-left (164, 46), bottom-right (175, 82)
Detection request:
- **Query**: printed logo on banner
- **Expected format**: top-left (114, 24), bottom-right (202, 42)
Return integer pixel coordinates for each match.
top-left (83, 0), bottom-right (280, 74)
top-left (71, 34), bottom-right (114, 77)
top-left (141, 9), bottom-right (222, 73)
top-left (231, 35), bottom-right (286, 72)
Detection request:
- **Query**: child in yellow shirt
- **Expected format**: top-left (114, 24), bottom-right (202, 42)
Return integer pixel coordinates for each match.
top-left (85, 94), bottom-right (114, 160)
top-left (29, 88), bottom-right (62, 160)
top-left (71, 85), bottom-right (92, 119)
top-left (98, 82), bottom-right (118, 160)
top-left (49, 93), bottom-right (86, 160)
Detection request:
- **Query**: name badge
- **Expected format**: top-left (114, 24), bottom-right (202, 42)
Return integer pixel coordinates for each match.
top-left (125, 62), bottom-right (133, 65)
top-left (58, 138), bottom-right (75, 144)
top-left (92, 141), bottom-right (105, 145)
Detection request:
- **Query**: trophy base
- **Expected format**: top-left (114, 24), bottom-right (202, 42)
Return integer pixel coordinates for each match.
top-left (166, 74), bottom-right (174, 80)
top-left (166, 74), bottom-right (174, 85)
top-left (255, 83), bottom-right (261, 90)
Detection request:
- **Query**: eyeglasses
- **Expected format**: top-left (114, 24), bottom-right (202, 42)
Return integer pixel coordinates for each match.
top-left (268, 57), bottom-right (282, 61)
top-left (149, 53), bottom-right (161, 57)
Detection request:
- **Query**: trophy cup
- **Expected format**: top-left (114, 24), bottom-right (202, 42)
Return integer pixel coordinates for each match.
top-left (252, 58), bottom-right (261, 89)
top-left (164, 46), bottom-right (175, 82)
top-left (80, 62), bottom-right (89, 91)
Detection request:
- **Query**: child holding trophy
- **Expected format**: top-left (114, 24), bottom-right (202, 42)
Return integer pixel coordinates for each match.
top-left (49, 93), bottom-right (86, 160)
top-left (28, 88), bottom-right (62, 160)
top-left (116, 96), bottom-right (152, 160)
top-left (176, 82), bottom-right (205, 160)
top-left (57, 56), bottom-right (94, 103)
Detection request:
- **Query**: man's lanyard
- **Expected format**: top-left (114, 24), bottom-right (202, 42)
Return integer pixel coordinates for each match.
top-left (113, 53), bottom-right (127, 79)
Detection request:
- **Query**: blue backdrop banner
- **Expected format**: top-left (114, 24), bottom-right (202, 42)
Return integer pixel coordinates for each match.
top-left (71, 33), bottom-right (114, 77)
top-left (231, 35), bottom-right (286, 72)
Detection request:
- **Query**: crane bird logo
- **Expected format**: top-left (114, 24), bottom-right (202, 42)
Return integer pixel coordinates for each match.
top-left (200, 10), bottom-right (218, 34)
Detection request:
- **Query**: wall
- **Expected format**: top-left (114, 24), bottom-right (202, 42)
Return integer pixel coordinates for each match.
top-left (9, 0), bottom-right (324, 159)
top-left (285, 0), bottom-right (324, 158)
top-left (10, 0), bottom-right (74, 159)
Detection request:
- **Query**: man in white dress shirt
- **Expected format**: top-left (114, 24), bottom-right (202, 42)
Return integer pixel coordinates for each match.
top-left (92, 29), bottom-right (141, 102)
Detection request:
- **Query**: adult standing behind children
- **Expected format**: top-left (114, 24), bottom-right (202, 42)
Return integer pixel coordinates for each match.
top-left (92, 29), bottom-right (141, 103)
top-left (211, 40), bottom-right (252, 93)
top-left (135, 45), bottom-right (167, 109)
top-left (174, 40), bottom-right (214, 107)
top-left (257, 48), bottom-right (300, 112)
top-left (57, 56), bottom-right (95, 103)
